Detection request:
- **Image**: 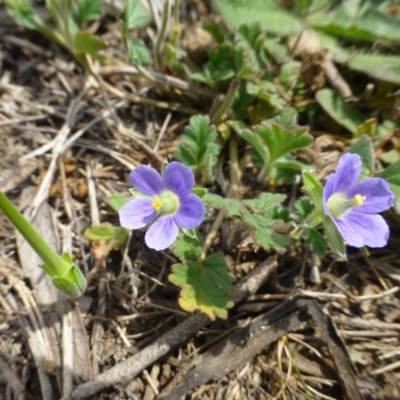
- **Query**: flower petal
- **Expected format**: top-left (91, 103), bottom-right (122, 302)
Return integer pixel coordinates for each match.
top-left (329, 153), bottom-right (362, 196)
top-left (333, 211), bottom-right (390, 248)
top-left (347, 177), bottom-right (394, 214)
top-left (323, 172), bottom-right (336, 214)
top-left (174, 193), bottom-right (205, 229)
top-left (129, 166), bottom-right (164, 196)
top-left (163, 162), bottom-right (194, 197)
top-left (145, 216), bottom-right (179, 250)
top-left (119, 198), bottom-right (157, 229)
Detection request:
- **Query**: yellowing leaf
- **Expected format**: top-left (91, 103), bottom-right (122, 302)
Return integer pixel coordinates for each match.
top-left (168, 253), bottom-right (234, 320)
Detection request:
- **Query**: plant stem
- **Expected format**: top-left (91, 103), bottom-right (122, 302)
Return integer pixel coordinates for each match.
top-left (155, 0), bottom-right (170, 70)
top-left (210, 79), bottom-right (239, 125)
top-left (0, 190), bottom-right (66, 276)
top-left (257, 161), bottom-right (273, 184)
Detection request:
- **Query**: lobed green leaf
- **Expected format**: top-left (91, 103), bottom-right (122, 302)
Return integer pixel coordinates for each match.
top-left (128, 35), bottom-right (151, 66)
top-left (304, 228), bottom-right (327, 255)
top-left (123, 0), bottom-right (151, 30)
top-left (171, 231), bottom-right (204, 262)
top-left (175, 115), bottom-right (220, 182)
top-left (5, 0), bottom-right (37, 29)
top-left (204, 192), bottom-right (290, 252)
top-left (168, 253), bottom-right (234, 320)
top-left (75, 0), bottom-right (102, 27)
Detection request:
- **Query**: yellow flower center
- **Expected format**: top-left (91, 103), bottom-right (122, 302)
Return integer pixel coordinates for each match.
top-left (152, 197), bottom-right (163, 212)
top-left (151, 191), bottom-right (180, 215)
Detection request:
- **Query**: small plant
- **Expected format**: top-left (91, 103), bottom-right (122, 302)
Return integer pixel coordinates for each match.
top-left (175, 115), bottom-right (220, 185)
top-left (0, 190), bottom-right (86, 297)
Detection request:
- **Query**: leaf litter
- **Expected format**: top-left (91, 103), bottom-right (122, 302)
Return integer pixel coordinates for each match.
top-left (1, 1), bottom-right (400, 399)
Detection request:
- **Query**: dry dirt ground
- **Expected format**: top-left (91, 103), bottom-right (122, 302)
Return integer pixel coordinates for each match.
top-left (1, 2), bottom-right (400, 400)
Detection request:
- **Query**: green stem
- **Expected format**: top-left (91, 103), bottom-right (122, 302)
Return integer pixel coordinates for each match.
top-left (290, 225), bottom-right (305, 240)
top-left (171, 0), bottom-right (181, 45)
top-left (284, 341), bottom-right (312, 400)
top-left (210, 78), bottom-right (239, 125)
top-left (257, 160), bottom-right (273, 184)
top-left (155, 0), bottom-right (170, 70)
top-left (0, 190), bottom-right (66, 277)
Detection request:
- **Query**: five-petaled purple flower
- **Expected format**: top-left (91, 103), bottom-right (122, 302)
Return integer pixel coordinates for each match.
top-left (324, 153), bottom-right (394, 248)
top-left (119, 162), bottom-right (205, 251)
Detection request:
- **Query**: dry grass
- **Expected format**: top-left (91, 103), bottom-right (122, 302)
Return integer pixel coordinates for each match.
top-left (0, 2), bottom-right (400, 400)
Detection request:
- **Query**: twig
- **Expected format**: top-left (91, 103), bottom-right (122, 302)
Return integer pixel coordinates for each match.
top-left (361, 248), bottom-right (390, 290)
top-left (61, 257), bottom-right (278, 400)
top-left (371, 359), bottom-right (400, 376)
top-left (153, 112), bottom-right (172, 152)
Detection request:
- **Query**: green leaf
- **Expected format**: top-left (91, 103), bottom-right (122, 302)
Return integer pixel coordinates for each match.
top-left (237, 23), bottom-right (267, 71)
top-left (316, 89), bottom-right (365, 134)
top-left (42, 253), bottom-right (86, 298)
top-left (84, 225), bottom-right (120, 241)
top-left (5, 0), bottom-right (37, 29)
top-left (203, 19), bottom-right (225, 44)
top-left (241, 209), bottom-right (290, 252)
top-left (203, 192), bottom-right (290, 252)
top-left (175, 115), bottom-right (220, 183)
top-left (52, 263), bottom-right (87, 298)
top-left (169, 253), bottom-right (234, 320)
top-left (323, 216), bottom-right (347, 259)
top-left (304, 228), bottom-right (327, 255)
top-left (84, 226), bottom-right (129, 248)
top-left (74, 31), bottom-right (106, 54)
top-left (202, 193), bottom-right (243, 217)
top-left (294, 197), bottom-right (313, 221)
top-left (279, 61), bottom-right (302, 90)
top-left (108, 194), bottom-right (129, 212)
top-left (192, 187), bottom-right (208, 198)
top-left (123, 0), bottom-right (151, 29)
top-left (239, 113), bottom-right (312, 182)
top-left (375, 160), bottom-right (400, 213)
top-left (347, 135), bottom-right (374, 176)
top-left (337, 53), bottom-right (400, 85)
top-left (171, 231), bottom-right (204, 261)
top-left (128, 35), bottom-right (151, 66)
top-left (315, 31), bottom-right (400, 85)
top-left (302, 172), bottom-right (324, 209)
top-left (243, 193), bottom-right (287, 214)
top-left (190, 44), bottom-right (242, 86)
top-left (307, 6), bottom-right (400, 44)
top-left (354, 118), bottom-right (377, 139)
top-left (213, 0), bottom-right (303, 36)
top-left (76, 0), bottom-right (102, 27)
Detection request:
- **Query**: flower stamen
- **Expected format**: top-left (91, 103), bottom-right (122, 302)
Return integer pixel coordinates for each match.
top-left (352, 194), bottom-right (366, 207)
top-left (152, 197), bottom-right (163, 212)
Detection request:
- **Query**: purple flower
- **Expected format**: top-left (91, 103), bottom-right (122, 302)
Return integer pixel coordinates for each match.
top-left (119, 162), bottom-right (205, 251)
top-left (323, 153), bottom-right (394, 248)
